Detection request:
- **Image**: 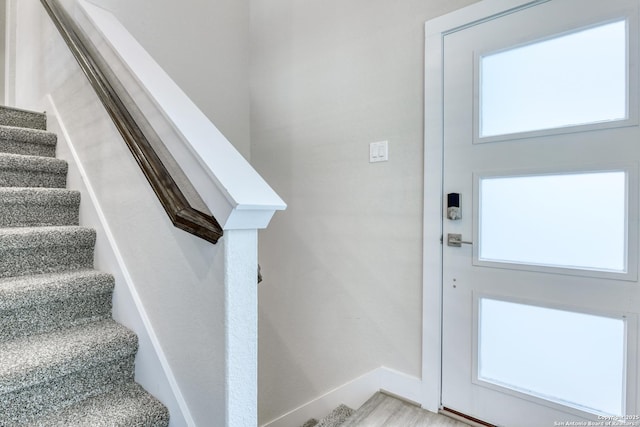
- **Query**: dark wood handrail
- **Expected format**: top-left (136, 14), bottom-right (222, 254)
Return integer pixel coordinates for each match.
top-left (41, 0), bottom-right (223, 244)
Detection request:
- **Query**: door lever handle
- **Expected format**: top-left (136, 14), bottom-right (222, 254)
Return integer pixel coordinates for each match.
top-left (447, 233), bottom-right (473, 247)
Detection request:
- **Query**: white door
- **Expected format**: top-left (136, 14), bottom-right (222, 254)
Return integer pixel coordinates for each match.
top-left (440, 0), bottom-right (640, 425)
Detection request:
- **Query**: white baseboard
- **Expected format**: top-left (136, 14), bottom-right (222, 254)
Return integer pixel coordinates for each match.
top-left (261, 367), bottom-right (423, 427)
top-left (45, 95), bottom-right (194, 427)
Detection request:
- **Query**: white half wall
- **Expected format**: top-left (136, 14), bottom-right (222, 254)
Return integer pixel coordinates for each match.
top-left (46, 95), bottom-right (191, 427)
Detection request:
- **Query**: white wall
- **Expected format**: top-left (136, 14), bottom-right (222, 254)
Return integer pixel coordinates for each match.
top-left (250, 0), bottom-right (479, 424)
top-left (83, 0), bottom-right (251, 160)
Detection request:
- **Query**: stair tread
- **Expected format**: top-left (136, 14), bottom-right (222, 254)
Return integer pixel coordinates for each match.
top-left (0, 125), bottom-right (57, 157)
top-left (0, 319), bottom-right (137, 394)
top-left (25, 382), bottom-right (169, 427)
top-left (0, 106), bottom-right (46, 131)
top-left (0, 187), bottom-right (79, 203)
top-left (0, 225), bottom-right (95, 248)
top-left (0, 152), bottom-right (66, 173)
top-left (0, 226), bottom-right (95, 278)
top-left (0, 125), bottom-right (56, 145)
top-left (0, 188), bottom-right (80, 227)
top-left (0, 269), bottom-right (113, 310)
top-left (0, 269), bottom-right (114, 342)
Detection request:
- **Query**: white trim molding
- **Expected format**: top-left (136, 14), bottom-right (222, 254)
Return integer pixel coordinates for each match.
top-left (261, 367), bottom-right (423, 427)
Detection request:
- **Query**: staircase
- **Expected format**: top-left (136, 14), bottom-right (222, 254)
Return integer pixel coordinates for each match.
top-left (0, 106), bottom-right (169, 426)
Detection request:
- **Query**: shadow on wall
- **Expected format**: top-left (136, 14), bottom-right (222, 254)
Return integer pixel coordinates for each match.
top-left (258, 303), bottom-right (317, 425)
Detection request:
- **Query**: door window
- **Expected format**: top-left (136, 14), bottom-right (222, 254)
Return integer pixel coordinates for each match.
top-left (478, 19), bottom-right (628, 140)
top-left (477, 297), bottom-right (626, 417)
top-left (476, 170), bottom-right (628, 274)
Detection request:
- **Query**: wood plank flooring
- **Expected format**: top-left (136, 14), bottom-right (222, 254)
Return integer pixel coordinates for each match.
top-left (341, 392), bottom-right (470, 427)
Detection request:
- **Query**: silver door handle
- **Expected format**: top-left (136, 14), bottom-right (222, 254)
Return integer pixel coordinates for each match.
top-left (447, 233), bottom-right (473, 247)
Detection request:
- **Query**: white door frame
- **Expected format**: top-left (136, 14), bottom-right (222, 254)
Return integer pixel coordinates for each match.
top-left (421, 0), bottom-right (552, 413)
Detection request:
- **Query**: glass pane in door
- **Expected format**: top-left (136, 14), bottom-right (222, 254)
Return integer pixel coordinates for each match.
top-left (478, 171), bottom-right (627, 272)
top-left (480, 20), bottom-right (627, 138)
top-left (478, 298), bottom-right (626, 416)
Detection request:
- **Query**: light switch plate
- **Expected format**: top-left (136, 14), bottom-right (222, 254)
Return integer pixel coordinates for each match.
top-left (369, 141), bottom-right (388, 163)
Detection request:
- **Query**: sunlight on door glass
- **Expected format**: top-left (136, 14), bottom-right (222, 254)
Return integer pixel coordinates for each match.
top-left (479, 171), bottom-right (626, 272)
top-left (479, 298), bottom-right (625, 416)
top-left (480, 20), bottom-right (627, 137)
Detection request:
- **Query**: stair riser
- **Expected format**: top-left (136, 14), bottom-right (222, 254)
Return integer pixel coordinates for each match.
top-left (0, 294), bottom-right (112, 342)
top-left (0, 203), bottom-right (80, 227)
top-left (0, 139), bottom-right (56, 158)
top-left (0, 246), bottom-right (94, 278)
top-left (0, 356), bottom-right (135, 426)
top-left (0, 108), bottom-right (46, 130)
top-left (0, 169), bottom-right (66, 188)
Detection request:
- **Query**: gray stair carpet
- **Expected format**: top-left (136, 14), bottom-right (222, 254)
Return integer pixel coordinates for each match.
top-left (301, 404), bottom-right (355, 427)
top-left (0, 106), bottom-right (47, 131)
top-left (0, 105), bottom-right (169, 426)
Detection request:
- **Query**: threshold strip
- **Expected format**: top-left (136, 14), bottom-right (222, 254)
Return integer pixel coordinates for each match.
top-left (440, 407), bottom-right (496, 427)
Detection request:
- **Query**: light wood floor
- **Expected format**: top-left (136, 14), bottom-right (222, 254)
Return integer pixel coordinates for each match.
top-left (341, 393), bottom-right (470, 427)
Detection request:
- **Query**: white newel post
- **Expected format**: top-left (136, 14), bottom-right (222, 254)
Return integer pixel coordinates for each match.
top-left (224, 229), bottom-right (259, 427)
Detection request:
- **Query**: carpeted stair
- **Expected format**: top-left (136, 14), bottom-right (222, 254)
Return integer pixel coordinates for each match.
top-left (0, 105), bottom-right (169, 426)
top-left (301, 404), bottom-right (355, 427)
